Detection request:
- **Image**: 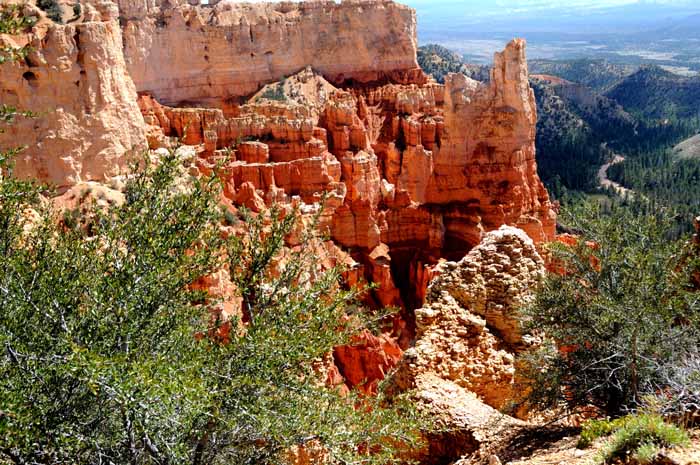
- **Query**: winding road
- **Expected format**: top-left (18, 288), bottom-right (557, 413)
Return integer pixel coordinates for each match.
top-left (597, 155), bottom-right (636, 199)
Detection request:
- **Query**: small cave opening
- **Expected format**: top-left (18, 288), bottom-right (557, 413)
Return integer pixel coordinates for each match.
top-left (422, 430), bottom-right (479, 465)
top-left (22, 71), bottom-right (39, 88)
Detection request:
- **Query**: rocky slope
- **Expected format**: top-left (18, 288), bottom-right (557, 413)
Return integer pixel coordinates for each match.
top-left (386, 227), bottom-right (545, 463)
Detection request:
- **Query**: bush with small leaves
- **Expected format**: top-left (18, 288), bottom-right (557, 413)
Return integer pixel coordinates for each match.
top-left (521, 203), bottom-right (700, 415)
top-left (594, 414), bottom-right (689, 465)
top-left (578, 417), bottom-right (632, 449)
top-left (0, 153), bottom-right (423, 465)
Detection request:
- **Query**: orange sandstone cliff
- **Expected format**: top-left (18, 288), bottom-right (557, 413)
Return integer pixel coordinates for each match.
top-left (0, 1), bottom-right (147, 186)
top-left (118, 0), bottom-right (427, 108)
top-left (0, 0), bottom-right (556, 413)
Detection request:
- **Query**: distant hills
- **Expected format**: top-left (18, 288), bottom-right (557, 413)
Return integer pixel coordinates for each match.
top-left (652, 12), bottom-right (700, 39)
top-left (529, 59), bottom-right (636, 93)
top-left (417, 44), bottom-right (700, 196)
top-left (605, 66), bottom-right (700, 120)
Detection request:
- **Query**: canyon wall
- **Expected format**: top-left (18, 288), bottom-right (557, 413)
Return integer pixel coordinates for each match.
top-left (118, 0), bottom-right (426, 107)
top-left (0, 2), bottom-right (147, 186)
top-left (138, 36), bottom-right (555, 315)
top-left (1, 0), bottom-right (557, 408)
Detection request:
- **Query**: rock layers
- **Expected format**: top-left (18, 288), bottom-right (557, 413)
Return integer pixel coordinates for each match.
top-left (0, 2), bottom-right (147, 186)
top-left (135, 36), bottom-right (555, 326)
top-left (118, 0), bottom-right (426, 108)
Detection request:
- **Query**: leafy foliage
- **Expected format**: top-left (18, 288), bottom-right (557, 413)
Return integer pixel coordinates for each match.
top-left (521, 204), bottom-right (700, 414)
top-left (71, 2), bottom-right (82, 21)
top-left (0, 5), bottom-right (36, 34)
top-left (594, 414), bottom-right (689, 464)
top-left (0, 5), bottom-right (34, 64)
top-left (0, 156), bottom-right (422, 464)
top-left (606, 142), bottom-right (700, 232)
top-left (258, 82), bottom-right (288, 102)
top-left (578, 417), bottom-right (632, 449)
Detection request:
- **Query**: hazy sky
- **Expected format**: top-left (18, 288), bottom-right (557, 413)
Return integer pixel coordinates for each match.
top-left (401, 0), bottom-right (700, 15)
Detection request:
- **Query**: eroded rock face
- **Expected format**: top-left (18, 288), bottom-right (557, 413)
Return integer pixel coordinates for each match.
top-left (119, 0), bottom-right (426, 107)
top-left (2, 0), bottom-right (556, 405)
top-left (386, 227), bottom-right (544, 463)
top-left (138, 37), bottom-right (555, 322)
top-left (0, 3), bottom-right (147, 186)
top-left (389, 227), bottom-right (545, 409)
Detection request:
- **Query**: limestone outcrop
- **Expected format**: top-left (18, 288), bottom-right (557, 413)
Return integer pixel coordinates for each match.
top-left (118, 0), bottom-right (426, 108)
top-left (386, 227), bottom-right (544, 463)
top-left (0, 2), bottom-right (147, 186)
top-left (389, 227), bottom-right (545, 408)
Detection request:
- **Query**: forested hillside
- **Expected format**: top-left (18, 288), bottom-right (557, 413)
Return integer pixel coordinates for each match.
top-left (417, 44), bottom-right (489, 83)
top-left (529, 78), bottom-right (605, 194)
top-left (529, 59), bottom-right (636, 92)
top-left (605, 66), bottom-right (700, 121)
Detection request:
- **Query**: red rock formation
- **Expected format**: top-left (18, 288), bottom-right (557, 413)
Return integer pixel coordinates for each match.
top-left (333, 330), bottom-right (403, 395)
top-left (136, 38), bottom-right (556, 359)
top-left (2, 0), bottom-right (558, 405)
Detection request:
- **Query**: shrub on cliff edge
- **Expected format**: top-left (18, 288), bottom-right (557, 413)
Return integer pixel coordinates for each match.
top-left (36, 0), bottom-right (63, 23)
top-left (0, 154), bottom-right (422, 465)
top-left (521, 203), bottom-right (700, 415)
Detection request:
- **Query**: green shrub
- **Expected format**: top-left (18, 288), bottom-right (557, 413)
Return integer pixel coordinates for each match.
top-left (595, 414), bottom-right (689, 464)
top-left (0, 5), bottom-right (35, 64)
top-left (0, 5), bottom-right (36, 34)
top-left (521, 203), bottom-right (700, 415)
top-left (578, 417), bottom-right (631, 449)
top-left (634, 441), bottom-right (660, 464)
top-left (259, 83), bottom-right (288, 102)
top-left (0, 154), bottom-right (423, 464)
